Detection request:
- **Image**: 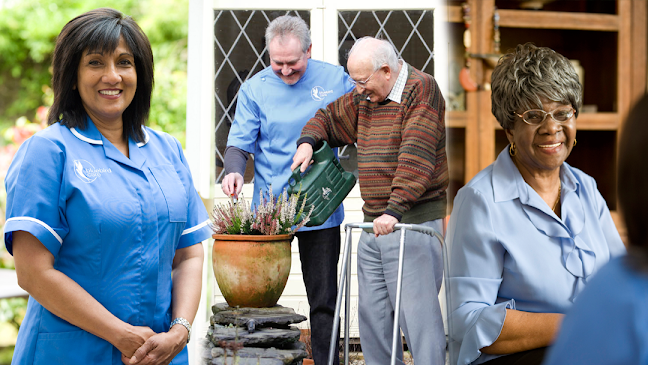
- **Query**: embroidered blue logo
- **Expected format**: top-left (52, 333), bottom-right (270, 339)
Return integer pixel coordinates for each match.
top-left (311, 86), bottom-right (333, 101)
top-left (73, 159), bottom-right (112, 183)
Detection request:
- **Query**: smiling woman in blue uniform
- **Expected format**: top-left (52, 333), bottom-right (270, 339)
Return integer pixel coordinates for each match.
top-left (3, 8), bottom-right (212, 365)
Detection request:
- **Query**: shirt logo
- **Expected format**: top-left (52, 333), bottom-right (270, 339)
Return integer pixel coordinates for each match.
top-left (311, 86), bottom-right (334, 101)
top-left (73, 159), bottom-right (112, 183)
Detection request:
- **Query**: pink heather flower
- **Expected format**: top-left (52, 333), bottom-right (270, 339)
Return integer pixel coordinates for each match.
top-left (211, 187), bottom-right (313, 236)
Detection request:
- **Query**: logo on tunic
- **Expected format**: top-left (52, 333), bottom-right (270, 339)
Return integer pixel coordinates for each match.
top-left (73, 159), bottom-right (112, 183)
top-left (311, 86), bottom-right (333, 101)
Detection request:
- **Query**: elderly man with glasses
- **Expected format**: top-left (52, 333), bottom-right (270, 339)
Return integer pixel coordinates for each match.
top-left (292, 36), bottom-right (448, 365)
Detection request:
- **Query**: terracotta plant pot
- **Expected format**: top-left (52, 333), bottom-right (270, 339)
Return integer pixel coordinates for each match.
top-left (212, 233), bottom-right (293, 308)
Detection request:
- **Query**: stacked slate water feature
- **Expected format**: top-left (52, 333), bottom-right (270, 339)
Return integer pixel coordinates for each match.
top-left (202, 303), bottom-right (310, 365)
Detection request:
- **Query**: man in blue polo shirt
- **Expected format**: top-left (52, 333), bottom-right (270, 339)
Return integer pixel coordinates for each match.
top-left (221, 15), bottom-right (354, 365)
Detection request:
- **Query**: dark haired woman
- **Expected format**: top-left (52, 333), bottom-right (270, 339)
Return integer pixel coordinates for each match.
top-left (446, 43), bottom-right (626, 365)
top-left (542, 94), bottom-right (648, 365)
top-left (3, 8), bottom-right (211, 365)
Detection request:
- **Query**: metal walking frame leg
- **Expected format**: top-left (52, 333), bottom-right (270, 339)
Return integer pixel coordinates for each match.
top-left (328, 227), bottom-right (353, 365)
top-left (328, 222), bottom-right (454, 365)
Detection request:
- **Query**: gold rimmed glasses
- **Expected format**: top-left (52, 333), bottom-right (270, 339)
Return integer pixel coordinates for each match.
top-left (514, 108), bottom-right (575, 126)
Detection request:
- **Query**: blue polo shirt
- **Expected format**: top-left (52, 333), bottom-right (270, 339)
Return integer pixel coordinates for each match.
top-left (227, 59), bottom-right (355, 231)
top-left (4, 118), bottom-right (212, 365)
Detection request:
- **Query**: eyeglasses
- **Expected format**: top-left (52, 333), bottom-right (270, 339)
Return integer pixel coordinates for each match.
top-left (514, 108), bottom-right (575, 126)
top-left (351, 68), bottom-right (380, 87)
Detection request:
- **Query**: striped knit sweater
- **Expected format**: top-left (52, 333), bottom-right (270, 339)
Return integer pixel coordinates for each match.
top-left (298, 64), bottom-right (448, 223)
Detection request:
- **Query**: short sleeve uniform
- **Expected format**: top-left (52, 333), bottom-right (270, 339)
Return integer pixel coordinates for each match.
top-left (446, 148), bottom-right (626, 365)
top-left (4, 118), bottom-right (212, 365)
top-left (227, 59), bottom-right (355, 231)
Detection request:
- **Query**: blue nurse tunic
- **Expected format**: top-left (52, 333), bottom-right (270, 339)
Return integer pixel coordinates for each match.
top-left (3, 118), bottom-right (212, 364)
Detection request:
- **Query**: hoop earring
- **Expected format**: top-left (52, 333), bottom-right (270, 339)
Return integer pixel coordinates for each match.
top-left (509, 142), bottom-right (517, 157)
top-left (573, 139), bottom-right (577, 147)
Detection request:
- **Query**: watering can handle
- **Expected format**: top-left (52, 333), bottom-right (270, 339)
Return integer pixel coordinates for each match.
top-left (289, 167), bottom-right (303, 188)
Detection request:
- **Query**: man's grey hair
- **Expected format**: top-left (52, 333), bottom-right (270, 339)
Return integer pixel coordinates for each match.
top-left (491, 43), bottom-right (583, 130)
top-left (265, 15), bottom-right (311, 53)
top-left (349, 37), bottom-right (400, 72)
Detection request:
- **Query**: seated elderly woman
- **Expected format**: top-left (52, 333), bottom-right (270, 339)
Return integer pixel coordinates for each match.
top-left (446, 43), bottom-right (626, 365)
top-left (543, 94), bottom-right (648, 365)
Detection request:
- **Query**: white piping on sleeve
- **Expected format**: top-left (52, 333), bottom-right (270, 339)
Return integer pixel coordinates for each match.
top-left (181, 219), bottom-right (211, 236)
top-left (5, 217), bottom-right (63, 244)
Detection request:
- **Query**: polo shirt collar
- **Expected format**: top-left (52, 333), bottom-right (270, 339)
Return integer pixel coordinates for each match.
top-left (70, 116), bottom-right (149, 170)
top-left (70, 116), bottom-right (150, 147)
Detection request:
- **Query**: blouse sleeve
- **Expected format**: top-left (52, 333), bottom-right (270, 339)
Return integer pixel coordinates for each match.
top-left (4, 135), bottom-right (68, 258)
top-left (447, 186), bottom-right (515, 365)
top-left (172, 138), bottom-right (212, 248)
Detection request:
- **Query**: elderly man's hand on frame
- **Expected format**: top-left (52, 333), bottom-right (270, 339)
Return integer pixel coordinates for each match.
top-left (373, 214), bottom-right (399, 236)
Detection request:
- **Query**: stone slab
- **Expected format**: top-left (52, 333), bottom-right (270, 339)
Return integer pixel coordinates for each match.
top-left (201, 337), bottom-right (307, 365)
top-left (210, 303), bottom-right (306, 332)
top-left (208, 324), bottom-right (301, 348)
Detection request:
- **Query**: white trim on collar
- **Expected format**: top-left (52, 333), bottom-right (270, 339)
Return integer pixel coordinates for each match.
top-left (71, 127), bottom-right (103, 145)
top-left (136, 129), bottom-right (150, 147)
top-left (71, 127), bottom-right (150, 147)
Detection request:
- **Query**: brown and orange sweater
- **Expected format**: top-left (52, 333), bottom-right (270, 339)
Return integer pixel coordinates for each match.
top-left (297, 64), bottom-right (448, 223)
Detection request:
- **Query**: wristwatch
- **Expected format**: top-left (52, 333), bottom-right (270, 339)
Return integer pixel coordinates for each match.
top-left (170, 317), bottom-right (192, 343)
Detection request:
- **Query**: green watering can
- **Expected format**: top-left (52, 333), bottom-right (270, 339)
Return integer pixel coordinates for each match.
top-left (287, 141), bottom-right (356, 227)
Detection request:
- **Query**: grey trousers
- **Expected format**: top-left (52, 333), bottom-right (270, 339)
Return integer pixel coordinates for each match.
top-left (357, 219), bottom-right (446, 365)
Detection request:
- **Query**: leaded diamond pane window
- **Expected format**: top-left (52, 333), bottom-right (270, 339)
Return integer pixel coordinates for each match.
top-left (336, 10), bottom-right (435, 177)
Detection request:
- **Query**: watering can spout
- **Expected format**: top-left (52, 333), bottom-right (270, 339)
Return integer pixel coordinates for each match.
top-left (287, 141), bottom-right (356, 227)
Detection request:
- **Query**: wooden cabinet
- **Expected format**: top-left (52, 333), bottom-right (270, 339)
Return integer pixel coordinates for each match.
top-left (444, 0), bottom-right (646, 239)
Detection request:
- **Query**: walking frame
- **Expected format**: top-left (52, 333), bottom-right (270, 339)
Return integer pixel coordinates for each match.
top-left (328, 222), bottom-right (455, 365)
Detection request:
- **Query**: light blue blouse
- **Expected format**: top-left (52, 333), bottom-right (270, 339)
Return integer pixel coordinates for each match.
top-left (446, 148), bottom-right (626, 365)
top-left (543, 256), bottom-right (648, 365)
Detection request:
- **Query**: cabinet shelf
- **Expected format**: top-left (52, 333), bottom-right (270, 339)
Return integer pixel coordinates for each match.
top-left (498, 10), bottom-right (619, 31)
top-left (444, 0), bottom-right (646, 232)
top-left (446, 110), bottom-right (468, 128)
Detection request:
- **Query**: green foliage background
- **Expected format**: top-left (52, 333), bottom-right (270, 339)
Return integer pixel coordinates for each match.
top-left (0, 0), bottom-right (190, 145)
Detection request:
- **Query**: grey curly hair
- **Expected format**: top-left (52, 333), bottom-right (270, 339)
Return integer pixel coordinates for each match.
top-left (491, 43), bottom-right (582, 130)
top-left (265, 15), bottom-right (311, 53)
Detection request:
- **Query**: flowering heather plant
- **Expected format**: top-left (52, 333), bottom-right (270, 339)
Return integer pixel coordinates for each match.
top-left (211, 186), bottom-right (313, 235)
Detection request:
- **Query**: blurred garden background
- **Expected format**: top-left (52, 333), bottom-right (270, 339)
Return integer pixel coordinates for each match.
top-left (0, 0), bottom-right (191, 362)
